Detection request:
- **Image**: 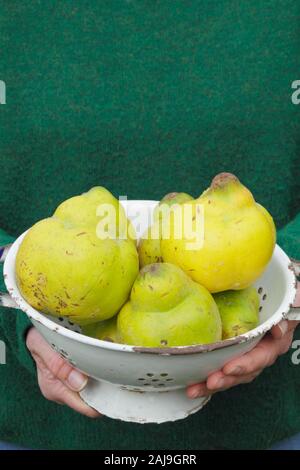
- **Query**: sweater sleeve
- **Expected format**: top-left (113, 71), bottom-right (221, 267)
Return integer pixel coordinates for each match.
top-left (277, 212), bottom-right (300, 260)
top-left (0, 229), bottom-right (36, 375)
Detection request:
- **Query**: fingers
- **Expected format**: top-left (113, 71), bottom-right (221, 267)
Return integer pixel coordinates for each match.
top-left (271, 320), bottom-right (289, 340)
top-left (223, 330), bottom-right (294, 377)
top-left (36, 367), bottom-right (100, 418)
top-left (187, 370), bottom-right (261, 398)
top-left (186, 320), bottom-right (298, 400)
top-left (271, 320), bottom-right (299, 340)
top-left (223, 336), bottom-right (277, 376)
top-left (27, 328), bottom-right (88, 392)
top-left (227, 321), bottom-right (298, 377)
top-left (207, 369), bottom-right (260, 390)
top-left (27, 328), bottom-right (101, 418)
top-left (60, 387), bottom-right (100, 418)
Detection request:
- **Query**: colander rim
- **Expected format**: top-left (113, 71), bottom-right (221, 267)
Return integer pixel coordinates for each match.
top-left (3, 204), bottom-right (297, 356)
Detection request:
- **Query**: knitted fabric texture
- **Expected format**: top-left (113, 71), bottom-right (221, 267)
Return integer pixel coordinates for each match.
top-left (0, 1), bottom-right (299, 450)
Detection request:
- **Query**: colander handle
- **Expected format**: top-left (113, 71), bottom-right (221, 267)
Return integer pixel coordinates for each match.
top-left (288, 309), bottom-right (300, 321)
top-left (287, 296), bottom-right (300, 321)
top-left (0, 292), bottom-right (19, 309)
top-left (0, 244), bottom-right (12, 263)
top-left (287, 259), bottom-right (300, 321)
top-left (0, 244), bottom-right (19, 309)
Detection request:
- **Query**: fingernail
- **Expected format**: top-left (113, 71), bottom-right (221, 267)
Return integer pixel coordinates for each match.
top-left (189, 385), bottom-right (206, 399)
top-left (278, 321), bottom-right (288, 337)
top-left (67, 370), bottom-right (88, 391)
top-left (211, 378), bottom-right (225, 389)
top-left (226, 366), bottom-right (243, 376)
top-left (189, 389), bottom-right (200, 399)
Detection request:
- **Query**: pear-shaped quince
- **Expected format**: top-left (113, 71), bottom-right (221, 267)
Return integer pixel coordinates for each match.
top-left (138, 192), bottom-right (193, 268)
top-left (82, 316), bottom-right (121, 343)
top-left (16, 187), bottom-right (139, 325)
top-left (161, 173), bottom-right (276, 292)
top-left (213, 286), bottom-right (260, 339)
top-left (117, 263), bottom-right (222, 347)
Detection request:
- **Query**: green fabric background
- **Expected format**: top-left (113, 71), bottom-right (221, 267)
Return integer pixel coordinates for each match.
top-left (0, 0), bottom-right (299, 449)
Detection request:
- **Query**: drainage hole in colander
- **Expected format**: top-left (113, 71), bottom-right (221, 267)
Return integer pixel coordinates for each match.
top-left (259, 306), bottom-right (263, 312)
top-left (258, 287), bottom-right (263, 294)
top-left (58, 317), bottom-right (64, 322)
top-left (262, 294), bottom-right (267, 301)
top-left (138, 374), bottom-right (175, 383)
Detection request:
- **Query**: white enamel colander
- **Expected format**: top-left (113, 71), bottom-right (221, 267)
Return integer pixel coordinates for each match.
top-left (1, 200), bottom-right (300, 424)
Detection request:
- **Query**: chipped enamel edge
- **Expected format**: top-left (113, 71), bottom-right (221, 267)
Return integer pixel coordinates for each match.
top-left (2, 200), bottom-right (299, 357)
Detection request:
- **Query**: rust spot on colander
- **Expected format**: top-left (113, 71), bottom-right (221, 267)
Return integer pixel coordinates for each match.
top-left (289, 262), bottom-right (295, 272)
top-left (289, 260), bottom-right (300, 278)
top-left (287, 261), bottom-right (298, 290)
top-left (133, 336), bottom-right (248, 356)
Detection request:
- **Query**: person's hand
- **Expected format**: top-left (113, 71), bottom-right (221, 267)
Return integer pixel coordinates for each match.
top-left (186, 282), bottom-right (300, 399)
top-left (26, 327), bottom-right (100, 418)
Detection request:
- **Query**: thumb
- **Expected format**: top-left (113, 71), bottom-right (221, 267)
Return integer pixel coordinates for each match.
top-left (27, 328), bottom-right (88, 392)
top-left (271, 320), bottom-right (289, 340)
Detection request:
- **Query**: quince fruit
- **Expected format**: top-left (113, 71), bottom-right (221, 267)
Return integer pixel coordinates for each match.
top-left (213, 287), bottom-right (260, 339)
top-left (117, 263), bottom-right (222, 347)
top-left (161, 173), bottom-right (276, 292)
top-left (16, 187), bottom-right (139, 325)
top-left (138, 192), bottom-right (193, 267)
top-left (82, 316), bottom-right (121, 343)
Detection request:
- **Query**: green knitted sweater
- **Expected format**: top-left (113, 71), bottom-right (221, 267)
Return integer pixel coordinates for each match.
top-left (0, 1), bottom-right (299, 450)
